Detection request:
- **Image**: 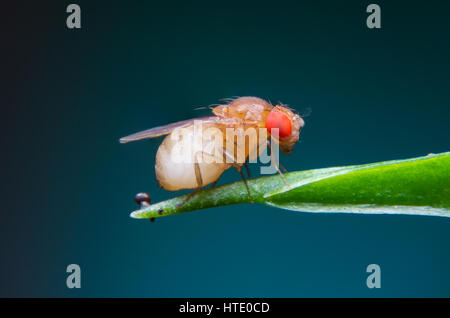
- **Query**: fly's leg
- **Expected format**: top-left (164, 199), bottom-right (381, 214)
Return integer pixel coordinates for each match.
top-left (243, 161), bottom-right (251, 179)
top-left (233, 164), bottom-right (254, 203)
top-left (273, 162), bottom-right (290, 189)
top-left (278, 161), bottom-right (288, 173)
top-left (175, 163), bottom-right (202, 209)
top-left (210, 179), bottom-right (219, 189)
top-left (175, 187), bottom-right (201, 209)
top-left (222, 149), bottom-right (254, 203)
top-left (267, 140), bottom-right (291, 189)
top-left (175, 151), bottom-right (219, 209)
top-left (194, 160), bottom-right (204, 187)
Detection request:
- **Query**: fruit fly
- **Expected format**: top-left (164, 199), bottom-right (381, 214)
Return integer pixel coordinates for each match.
top-left (120, 96), bottom-right (304, 207)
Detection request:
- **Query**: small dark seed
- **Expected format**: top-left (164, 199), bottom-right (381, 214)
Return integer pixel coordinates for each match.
top-left (150, 218), bottom-right (155, 222)
top-left (134, 192), bottom-right (151, 206)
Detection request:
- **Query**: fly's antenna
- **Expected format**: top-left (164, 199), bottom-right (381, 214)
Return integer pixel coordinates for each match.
top-left (300, 107), bottom-right (312, 118)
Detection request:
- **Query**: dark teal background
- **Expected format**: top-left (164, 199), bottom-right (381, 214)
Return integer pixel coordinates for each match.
top-left (2, 0), bottom-right (450, 297)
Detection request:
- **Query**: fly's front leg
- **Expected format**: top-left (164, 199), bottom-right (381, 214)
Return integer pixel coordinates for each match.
top-left (267, 139), bottom-right (291, 189)
top-left (267, 139), bottom-right (288, 173)
top-left (278, 161), bottom-right (288, 173)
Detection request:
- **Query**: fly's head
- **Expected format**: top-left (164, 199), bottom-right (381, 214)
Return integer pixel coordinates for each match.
top-left (265, 105), bottom-right (304, 154)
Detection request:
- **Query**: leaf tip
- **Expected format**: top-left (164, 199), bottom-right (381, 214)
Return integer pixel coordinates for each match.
top-left (130, 210), bottom-right (144, 219)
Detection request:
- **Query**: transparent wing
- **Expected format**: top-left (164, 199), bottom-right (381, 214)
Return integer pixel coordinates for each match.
top-left (119, 116), bottom-right (237, 143)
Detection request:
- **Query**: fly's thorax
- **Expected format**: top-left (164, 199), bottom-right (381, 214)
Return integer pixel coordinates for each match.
top-left (213, 96), bottom-right (272, 123)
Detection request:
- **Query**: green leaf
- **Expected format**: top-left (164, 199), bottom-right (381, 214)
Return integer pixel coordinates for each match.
top-left (130, 152), bottom-right (450, 219)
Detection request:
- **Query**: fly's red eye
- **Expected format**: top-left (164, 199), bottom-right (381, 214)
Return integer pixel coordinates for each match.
top-left (266, 111), bottom-right (292, 138)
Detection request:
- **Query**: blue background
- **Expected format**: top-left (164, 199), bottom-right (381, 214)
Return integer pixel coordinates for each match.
top-left (2, 0), bottom-right (450, 297)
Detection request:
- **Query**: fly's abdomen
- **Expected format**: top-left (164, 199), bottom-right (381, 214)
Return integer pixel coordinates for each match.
top-left (155, 126), bottom-right (229, 191)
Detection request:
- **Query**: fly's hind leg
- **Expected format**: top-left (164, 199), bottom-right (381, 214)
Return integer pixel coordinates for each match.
top-left (175, 187), bottom-right (201, 209)
top-left (193, 159), bottom-right (203, 187)
top-left (175, 151), bottom-right (217, 209)
top-left (210, 179), bottom-right (219, 189)
top-left (233, 164), bottom-right (254, 203)
top-left (243, 161), bottom-right (251, 179)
